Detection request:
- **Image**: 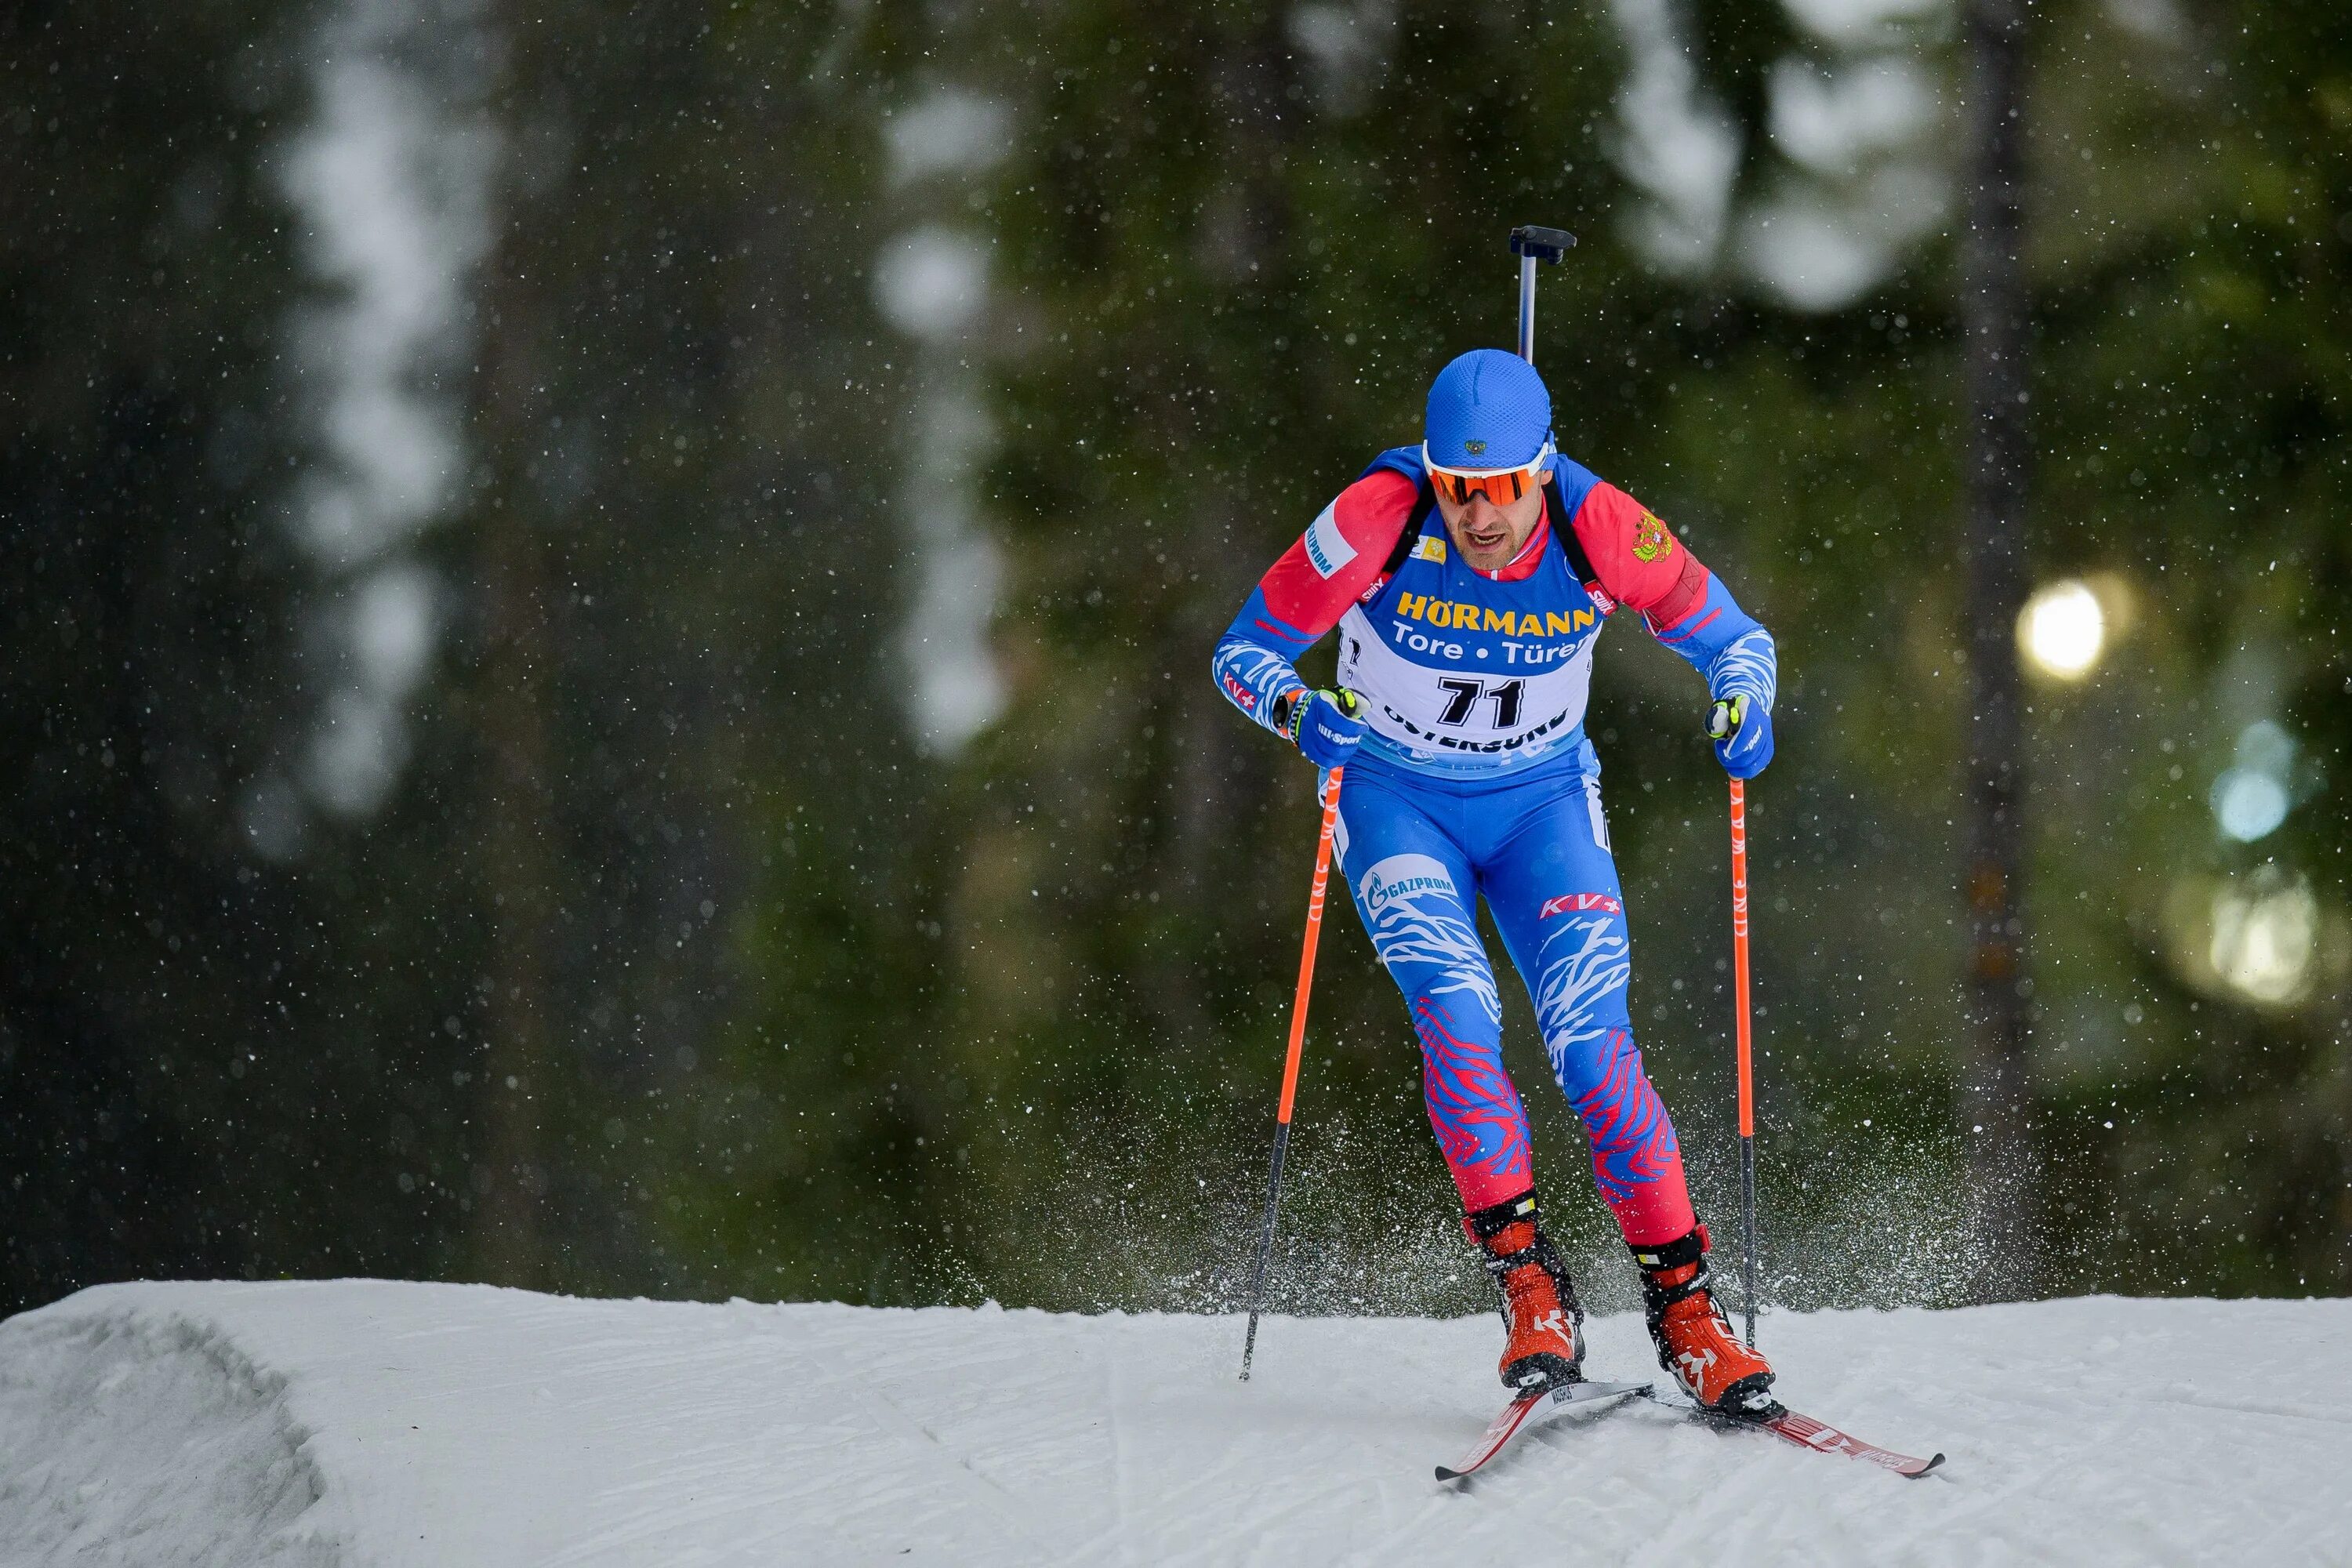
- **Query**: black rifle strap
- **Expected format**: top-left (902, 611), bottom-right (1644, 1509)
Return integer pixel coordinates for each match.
top-left (1379, 484), bottom-right (1439, 578)
top-left (1545, 476), bottom-right (1599, 592)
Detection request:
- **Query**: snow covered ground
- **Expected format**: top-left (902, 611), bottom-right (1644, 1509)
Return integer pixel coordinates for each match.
top-left (2, 1281), bottom-right (2347, 1566)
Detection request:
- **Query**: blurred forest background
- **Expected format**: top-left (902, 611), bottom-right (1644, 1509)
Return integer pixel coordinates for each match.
top-left (4, 0), bottom-right (2347, 1323)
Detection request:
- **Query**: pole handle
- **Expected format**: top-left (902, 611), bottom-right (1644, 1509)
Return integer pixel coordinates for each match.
top-left (1508, 225), bottom-right (1577, 262)
top-left (1508, 226), bottom-right (1576, 365)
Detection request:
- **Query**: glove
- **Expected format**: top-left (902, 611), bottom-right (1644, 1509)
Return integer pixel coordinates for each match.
top-left (1286, 686), bottom-right (1366, 770)
top-left (1708, 694), bottom-right (1773, 779)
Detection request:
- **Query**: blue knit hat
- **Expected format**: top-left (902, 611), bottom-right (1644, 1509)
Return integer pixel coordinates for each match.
top-left (1423, 349), bottom-right (1553, 471)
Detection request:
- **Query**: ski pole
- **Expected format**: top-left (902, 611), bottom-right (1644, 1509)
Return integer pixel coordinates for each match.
top-left (1240, 764), bottom-right (1345, 1381)
top-left (1508, 224), bottom-right (1576, 362)
top-left (1728, 777), bottom-right (1759, 1347)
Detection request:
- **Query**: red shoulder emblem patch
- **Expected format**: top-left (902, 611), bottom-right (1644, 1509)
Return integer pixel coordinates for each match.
top-left (1632, 509), bottom-right (1675, 564)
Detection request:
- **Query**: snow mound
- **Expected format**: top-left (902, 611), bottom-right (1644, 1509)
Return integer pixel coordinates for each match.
top-left (2, 1281), bottom-right (2347, 1566)
top-left (0, 1294), bottom-right (330, 1566)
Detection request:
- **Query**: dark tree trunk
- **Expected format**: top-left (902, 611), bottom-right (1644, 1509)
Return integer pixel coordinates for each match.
top-left (474, 315), bottom-right (559, 1287)
top-left (466, 50), bottom-right (561, 1283)
top-left (1958, 0), bottom-right (2038, 1301)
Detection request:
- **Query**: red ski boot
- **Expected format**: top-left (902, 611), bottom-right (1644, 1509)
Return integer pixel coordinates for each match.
top-left (1468, 1192), bottom-right (1584, 1392)
top-left (1634, 1225), bottom-right (1777, 1417)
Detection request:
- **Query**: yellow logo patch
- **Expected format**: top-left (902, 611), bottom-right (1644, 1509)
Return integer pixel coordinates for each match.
top-left (1413, 535), bottom-right (1447, 563)
top-left (1632, 509), bottom-right (1675, 564)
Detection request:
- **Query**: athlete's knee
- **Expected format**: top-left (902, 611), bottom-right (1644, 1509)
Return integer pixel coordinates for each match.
top-left (1565, 1028), bottom-right (1668, 1146)
top-left (1569, 1027), bottom-right (1684, 1200)
top-left (1411, 993), bottom-right (1504, 1073)
top-left (1534, 893), bottom-right (1628, 1067)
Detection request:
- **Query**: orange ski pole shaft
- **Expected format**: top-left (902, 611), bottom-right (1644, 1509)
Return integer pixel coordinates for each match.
top-left (1240, 764), bottom-right (1345, 1381)
top-left (1729, 777), bottom-right (1759, 1347)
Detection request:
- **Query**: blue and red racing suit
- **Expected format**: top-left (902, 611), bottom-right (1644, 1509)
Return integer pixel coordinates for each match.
top-left (1212, 446), bottom-right (1775, 1246)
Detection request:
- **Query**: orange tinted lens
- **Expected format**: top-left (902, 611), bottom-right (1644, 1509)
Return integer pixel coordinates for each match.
top-left (1433, 466), bottom-right (1531, 504)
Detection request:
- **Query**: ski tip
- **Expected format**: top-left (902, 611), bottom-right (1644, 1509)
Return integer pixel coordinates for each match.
top-left (1906, 1452), bottom-right (1948, 1479)
top-left (1435, 1465), bottom-right (1466, 1483)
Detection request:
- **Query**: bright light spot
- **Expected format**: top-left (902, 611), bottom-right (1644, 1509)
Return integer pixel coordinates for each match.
top-left (350, 564), bottom-right (437, 698)
top-left (875, 227), bottom-right (989, 342)
top-left (2162, 869), bottom-right (2335, 1009)
top-left (2212, 768), bottom-right (2289, 842)
top-left (2235, 717), bottom-right (2296, 777)
top-left (2212, 719), bottom-right (2300, 842)
top-left (2017, 579), bottom-right (2106, 681)
top-left (884, 90), bottom-right (1009, 188)
top-left (2208, 881), bottom-right (2318, 1006)
top-left (1290, 3), bottom-right (1396, 114)
top-left (309, 685), bottom-right (409, 818)
top-left (1780, 0), bottom-right (1946, 46)
top-left (1767, 56), bottom-right (1936, 177)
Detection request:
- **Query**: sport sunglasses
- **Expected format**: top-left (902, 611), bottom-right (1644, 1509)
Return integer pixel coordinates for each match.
top-left (1421, 441), bottom-right (1555, 506)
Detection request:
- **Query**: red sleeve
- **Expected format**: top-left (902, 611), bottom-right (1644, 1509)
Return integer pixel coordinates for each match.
top-left (1567, 482), bottom-right (1708, 629)
top-left (1254, 468), bottom-right (1420, 638)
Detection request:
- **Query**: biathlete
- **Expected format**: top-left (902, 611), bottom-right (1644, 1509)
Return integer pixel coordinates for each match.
top-left (1211, 348), bottom-right (1779, 1414)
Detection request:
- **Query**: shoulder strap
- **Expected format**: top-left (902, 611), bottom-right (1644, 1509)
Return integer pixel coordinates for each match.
top-left (1380, 483), bottom-right (1440, 577)
top-left (1546, 475), bottom-right (1600, 593)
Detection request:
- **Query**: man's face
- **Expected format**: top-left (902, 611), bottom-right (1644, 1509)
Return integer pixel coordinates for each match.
top-left (1434, 482), bottom-right (1546, 574)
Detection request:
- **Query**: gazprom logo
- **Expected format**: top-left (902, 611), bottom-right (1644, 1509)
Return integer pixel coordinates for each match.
top-left (1303, 502), bottom-right (1356, 579)
top-left (1360, 853), bottom-right (1454, 914)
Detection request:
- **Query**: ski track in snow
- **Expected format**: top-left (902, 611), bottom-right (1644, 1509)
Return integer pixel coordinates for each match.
top-left (1, 1282), bottom-right (2348, 1566)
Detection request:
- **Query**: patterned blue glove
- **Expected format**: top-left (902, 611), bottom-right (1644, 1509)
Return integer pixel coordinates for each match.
top-left (1709, 694), bottom-right (1773, 779)
top-left (1286, 687), bottom-right (1366, 770)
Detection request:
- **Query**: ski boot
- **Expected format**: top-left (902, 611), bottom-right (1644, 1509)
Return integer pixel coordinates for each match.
top-left (1468, 1190), bottom-right (1585, 1392)
top-left (1634, 1225), bottom-right (1778, 1417)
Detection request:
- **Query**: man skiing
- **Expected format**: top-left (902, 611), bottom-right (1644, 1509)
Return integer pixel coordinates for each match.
top-left (1211, 348), bottom-right (1779, 1416)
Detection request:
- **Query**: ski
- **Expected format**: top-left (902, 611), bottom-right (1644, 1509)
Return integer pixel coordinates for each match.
top-left (1740, 1405), bottom-right (1944, 1477)
top-left (1435, 1380), bottom-right (1650, 1482)
top-left (1655, 1391), bottom-right (1944, 1478)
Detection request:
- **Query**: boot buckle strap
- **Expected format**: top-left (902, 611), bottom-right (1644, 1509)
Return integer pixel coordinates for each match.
top-left (1481, 1246), bottom-right (1543, 1277)
top-left (1642, 1262), bottom-right (1712, 1314)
